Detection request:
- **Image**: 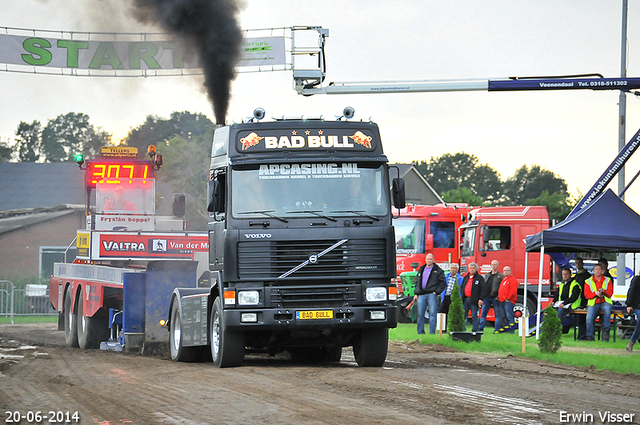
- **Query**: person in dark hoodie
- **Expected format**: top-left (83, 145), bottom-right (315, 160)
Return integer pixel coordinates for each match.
top-left (413, 253), bottom-right (446, 334)
top-left (625, 272), bottom-right (640, 351)
top-left (461, 262), bottom-right (485, 332)
top-left (573, 257), bottom-right (591, 340)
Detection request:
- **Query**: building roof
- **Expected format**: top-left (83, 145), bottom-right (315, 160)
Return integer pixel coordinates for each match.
top-left (391, 163), bottom-right (444, 204)
top-left (0, 204), bottom-right (84, 235)
top-left (0, 163), bottom-right (85, 211)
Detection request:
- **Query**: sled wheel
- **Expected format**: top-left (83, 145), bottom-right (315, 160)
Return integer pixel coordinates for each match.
top-left (77, 288), bottom-right (108, 349)
top-left (169, 299), bottom-right (203, 362)
top-left (64, 287), bottom-right (79, 348)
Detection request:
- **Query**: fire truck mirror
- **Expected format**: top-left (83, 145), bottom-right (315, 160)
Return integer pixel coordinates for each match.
top-left (425, 233), bottom-right (434, 251)
top-left (392, 178), bottom-right (406, 209)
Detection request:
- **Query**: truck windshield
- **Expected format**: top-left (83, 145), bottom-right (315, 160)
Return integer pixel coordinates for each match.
top-left (231, 162), bottom-right (389, 219)
top-left (395, 219), bottom-right (426, 254)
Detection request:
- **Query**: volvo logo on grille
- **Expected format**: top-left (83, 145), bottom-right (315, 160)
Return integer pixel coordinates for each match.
top-left (244, 233), bottom-right (272, 239)
top-left (309, 254), bottom-right (318, 264)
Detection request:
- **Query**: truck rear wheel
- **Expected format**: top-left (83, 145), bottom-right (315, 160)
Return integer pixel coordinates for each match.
top-left (64, 287), bottom-right (79, 348)
top-left (515, 294), bottom-right (537, 319)
top-left (169, 300), bottom-right (203, 362)
top-left (353, 328), bottom-right (388, 367)
top-left (210, 297), bottom-right (245, 368)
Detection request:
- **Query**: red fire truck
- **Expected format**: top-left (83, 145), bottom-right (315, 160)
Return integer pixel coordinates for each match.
top-left (459, 205), bottom-right (553, 317)
top-left (394, 204), bottom-right (552, 322)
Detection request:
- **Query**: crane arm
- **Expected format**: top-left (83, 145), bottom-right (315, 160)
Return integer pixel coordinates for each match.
top-left (295, 76), bottom-right (640, 96)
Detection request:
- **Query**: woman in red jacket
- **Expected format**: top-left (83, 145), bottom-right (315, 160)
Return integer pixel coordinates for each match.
top-left (498, 266), bottom-right (519, 332)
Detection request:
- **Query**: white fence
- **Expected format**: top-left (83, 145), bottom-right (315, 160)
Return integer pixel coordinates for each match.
top-left (0, 280), bottom-right (57, 324)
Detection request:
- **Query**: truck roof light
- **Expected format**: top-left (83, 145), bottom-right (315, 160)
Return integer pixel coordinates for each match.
top-left (147, 145), bottom-right (156, 158)
top-left (75, 154), bottom-right (84, 167)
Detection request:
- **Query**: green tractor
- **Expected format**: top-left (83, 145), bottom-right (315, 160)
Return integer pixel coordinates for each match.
top-left (396, 267), bottom-right (418, 323)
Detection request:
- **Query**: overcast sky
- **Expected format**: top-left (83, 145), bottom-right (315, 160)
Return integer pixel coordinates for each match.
top-left (3, 0), bottom-right (640, 212)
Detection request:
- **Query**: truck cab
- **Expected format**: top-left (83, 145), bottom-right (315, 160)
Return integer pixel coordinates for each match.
top-left (169, 110), bottom-right (405, 367)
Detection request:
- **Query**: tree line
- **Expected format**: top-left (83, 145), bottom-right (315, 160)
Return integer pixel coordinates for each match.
top-left (414, 153), bottom-right (577, 221)
top-left (0, 112), bottom-right (576, 225)
top-left (0, 111), bottom-right (215, 230)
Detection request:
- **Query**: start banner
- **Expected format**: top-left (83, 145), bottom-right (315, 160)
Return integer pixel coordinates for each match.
top-left (0, 32), bottom-right (286, 72)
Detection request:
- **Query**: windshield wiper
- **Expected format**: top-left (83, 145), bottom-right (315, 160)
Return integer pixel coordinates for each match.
top-left (286, 210), bottom-right (337, 222)
top-left (237, 210), bottom-right (288, 223)
top-left (329, 210), bottom-right (381, 221)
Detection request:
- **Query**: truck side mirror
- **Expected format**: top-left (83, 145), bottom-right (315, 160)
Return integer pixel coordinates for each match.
top-left (392, 178), bottom-right (406, 209)
top-left (173, 194), bottom-right (186, 217)
top-left (425, 234), bottom-right (434, 251)
top-left (207, 180), bottom-right (217, 213)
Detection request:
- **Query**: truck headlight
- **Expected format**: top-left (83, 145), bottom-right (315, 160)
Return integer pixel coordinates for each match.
top-left (238, 290), bottom-right (260, 305)
top-left (365, 287), bottom-right (387, 302)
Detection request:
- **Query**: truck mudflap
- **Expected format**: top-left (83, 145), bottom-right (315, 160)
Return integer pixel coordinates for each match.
top-left (223, 305), bottom-right (398, 331)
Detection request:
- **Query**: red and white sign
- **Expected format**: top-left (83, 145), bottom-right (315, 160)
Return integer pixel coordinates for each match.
top-left (92, 232), bottom-right (208, 259)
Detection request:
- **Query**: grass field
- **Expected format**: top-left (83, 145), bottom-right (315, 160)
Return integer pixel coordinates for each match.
top-left (0, 315), bottom-right (57, 325)
top-left (390, 323), bottom-right (640, 375)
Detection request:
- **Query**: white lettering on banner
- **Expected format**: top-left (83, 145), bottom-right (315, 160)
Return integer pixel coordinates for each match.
top-left (0, 33), bottom-right (285, 70)
top-left (259, 163), bottom-right (359, 179)
top-left (262, 135), bottom-right (356, 149)
top-left (102, 240), bottom-right (147, 252)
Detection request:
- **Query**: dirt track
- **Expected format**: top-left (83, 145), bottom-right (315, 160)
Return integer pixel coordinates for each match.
top-left (1, 324), bottom-right (638, 425)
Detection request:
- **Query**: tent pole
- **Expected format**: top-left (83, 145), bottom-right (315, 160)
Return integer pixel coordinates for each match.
top-left (536, 246), bottom-right (545, 340)
top-left (523, 249), bottom-right (529, 351)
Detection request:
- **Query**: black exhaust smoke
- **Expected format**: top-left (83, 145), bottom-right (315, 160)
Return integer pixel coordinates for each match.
top-left (132, 0), bottom-right (243, 125)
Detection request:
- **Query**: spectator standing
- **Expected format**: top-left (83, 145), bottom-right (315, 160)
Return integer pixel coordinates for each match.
top-left (625, 273), bottom-right (640, 351)
top-left (461, 263), bottom-right (484, 332)
top-left (441, 263), bottom-right (463, 315)
top-left (413, 253), bottom-right (446, 334)
top-left (573, 257), bottom-right (591, 340)
top-left (479, 260), bottom-right (504, 332)
top-left (584, 264), bottom-right (614, 341)
top-left (497, 266), bottom-right (519, 332)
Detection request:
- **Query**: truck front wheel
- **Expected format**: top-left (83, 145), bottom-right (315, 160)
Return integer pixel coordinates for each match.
top-left (64, 287), bottom-right (79, 348)
top-left (210, 297), bottom-right (245, 368)
top-left (353, 328), bottom-right (388, 367)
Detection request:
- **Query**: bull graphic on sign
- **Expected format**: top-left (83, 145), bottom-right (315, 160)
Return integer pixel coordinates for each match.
top-left (349, 131), bottom-right (372, 149)
top-left (240, 132), bottom-right (264, 150)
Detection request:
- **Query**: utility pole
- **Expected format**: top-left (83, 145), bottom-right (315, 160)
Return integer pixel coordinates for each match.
top-left (618, 0), bottom-right (628, 287)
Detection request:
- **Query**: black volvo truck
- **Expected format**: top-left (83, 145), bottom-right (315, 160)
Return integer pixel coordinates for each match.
top-left (168, 108), bottom-right (405, 367)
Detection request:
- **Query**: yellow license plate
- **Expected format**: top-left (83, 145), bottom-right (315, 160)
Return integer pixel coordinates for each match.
top-left (296, 310), bottom-right (334, 320)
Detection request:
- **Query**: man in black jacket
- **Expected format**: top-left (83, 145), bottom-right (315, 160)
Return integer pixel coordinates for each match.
top-left (625, 273), bottom-right (640, 351)
top-left (461, 262), bottom-right (485, 332)
top-left (573, 257), bottom-right (591, 340)
top-left (413, 253), bottom-right (446, 334)
top-left (479, 260), bottom-right (505, 332)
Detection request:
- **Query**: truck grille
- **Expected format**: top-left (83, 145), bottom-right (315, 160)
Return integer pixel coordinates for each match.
top-left (269, 285), bottom-right (357, 308)
top-left (237, 239), bottom-right (386, 280)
